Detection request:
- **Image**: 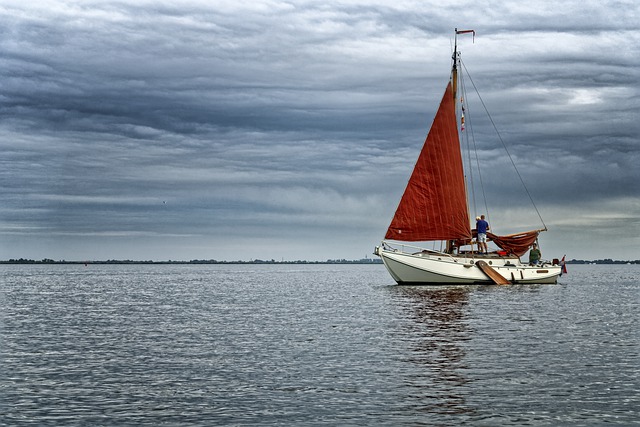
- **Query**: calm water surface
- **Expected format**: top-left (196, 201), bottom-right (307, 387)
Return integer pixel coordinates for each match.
top-left (1, 264), bottom-right (638, 425)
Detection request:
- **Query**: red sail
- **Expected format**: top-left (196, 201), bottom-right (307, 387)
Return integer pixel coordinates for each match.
top-left (488, 230), bottom-right (540, 257)
top-left (385, 81), bottom-right (471, 242)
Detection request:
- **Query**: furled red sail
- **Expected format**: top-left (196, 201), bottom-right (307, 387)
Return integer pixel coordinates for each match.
top-left (488, 230), bottom-right (541, 257)
top-left (385, 81), bottom-right (471, 242)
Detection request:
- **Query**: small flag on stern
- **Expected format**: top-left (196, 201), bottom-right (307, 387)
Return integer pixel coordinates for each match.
top-left (560, 255), bottom-right (568, 275)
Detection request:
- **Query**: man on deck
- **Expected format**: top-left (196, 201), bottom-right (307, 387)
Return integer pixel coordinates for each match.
top-left (476, 215), bottom-right (490, 254)
top-left (529, 244), bottom-right (541, 265)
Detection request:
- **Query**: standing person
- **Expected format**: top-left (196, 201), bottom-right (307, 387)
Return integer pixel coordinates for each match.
top-left (476, 215), bottom-right (490, 254)
top-left (529, 244), bottom-right (541, 265)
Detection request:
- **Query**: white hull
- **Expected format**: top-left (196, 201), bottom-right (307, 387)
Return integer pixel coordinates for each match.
top-left (375, 244), bottom-right (561, 285)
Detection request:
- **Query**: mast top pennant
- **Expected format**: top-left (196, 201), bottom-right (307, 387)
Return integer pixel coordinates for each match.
top-left (455, 29), bottom-right (475, 43)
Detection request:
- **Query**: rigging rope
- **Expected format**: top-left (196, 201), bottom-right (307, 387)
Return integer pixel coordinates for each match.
top-left (458, 62), bottom-right (490, 223)
top-left (460, 59), bottom-right (548, 230)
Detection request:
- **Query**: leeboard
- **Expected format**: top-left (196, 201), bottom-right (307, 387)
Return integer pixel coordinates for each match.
top-left (476, 260), bottom-right (511, 285)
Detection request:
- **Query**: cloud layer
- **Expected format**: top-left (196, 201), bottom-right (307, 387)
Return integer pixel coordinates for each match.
top-left (1, 0), bottom-right (638, 260)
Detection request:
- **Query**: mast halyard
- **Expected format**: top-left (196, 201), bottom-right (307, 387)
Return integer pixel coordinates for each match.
top-left (452, 29), bottom-right (459, 102)
top-left (446, 28), bottom-right (475, 253)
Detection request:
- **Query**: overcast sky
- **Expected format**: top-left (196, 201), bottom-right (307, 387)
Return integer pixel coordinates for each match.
top-left (1, 0), bottom-right (638, 261)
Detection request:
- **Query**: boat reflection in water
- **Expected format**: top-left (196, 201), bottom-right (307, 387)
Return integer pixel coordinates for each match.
top-left (392, 286), bottom-right (475, 417)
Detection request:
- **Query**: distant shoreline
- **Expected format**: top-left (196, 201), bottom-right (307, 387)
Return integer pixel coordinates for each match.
top-left (0, 258), bottom-right (384, 265)
top-left (1, 258), bottom-right (638, 265)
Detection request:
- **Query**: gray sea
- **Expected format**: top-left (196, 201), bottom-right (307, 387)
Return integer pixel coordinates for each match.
top-left (1, 263), bottom-right (638, 426)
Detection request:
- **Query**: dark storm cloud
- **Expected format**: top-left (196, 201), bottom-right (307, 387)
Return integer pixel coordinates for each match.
top-left (1, 0), bottom-right (638, 260)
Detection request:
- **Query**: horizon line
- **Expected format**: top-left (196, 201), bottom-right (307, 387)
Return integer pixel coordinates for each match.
top-left (1, 258), bottom-right (638, 265)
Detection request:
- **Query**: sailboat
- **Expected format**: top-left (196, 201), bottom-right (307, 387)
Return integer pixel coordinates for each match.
top-left (374, 29), bottom-right (563, 285)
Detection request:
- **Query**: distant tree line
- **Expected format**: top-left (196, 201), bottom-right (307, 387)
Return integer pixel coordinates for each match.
top-left (0, 258), bottom-right (384, 265)
top-left (566, 259), bottom-right (639, 265)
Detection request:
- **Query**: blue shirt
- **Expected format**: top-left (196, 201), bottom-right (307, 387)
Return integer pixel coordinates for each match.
top-left (477, 219), bottom-right (489, 234)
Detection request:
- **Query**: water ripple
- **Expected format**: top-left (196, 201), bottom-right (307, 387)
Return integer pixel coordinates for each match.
top-left (1, 264), bottom-right (638, 425)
